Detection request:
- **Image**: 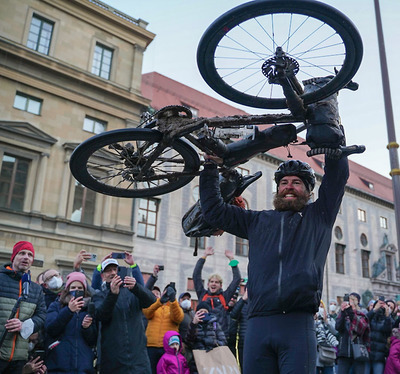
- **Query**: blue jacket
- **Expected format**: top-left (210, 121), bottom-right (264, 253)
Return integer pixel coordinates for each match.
top-left (367, 308), bottom-right (392, 362)
top-left (200, 157), bottom-right (348, 318)
top-left (45, 300), bottom-right (97, 373)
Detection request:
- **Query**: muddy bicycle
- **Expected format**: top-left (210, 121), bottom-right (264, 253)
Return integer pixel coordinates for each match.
top-left (70, 0), bottom-right (365, 198)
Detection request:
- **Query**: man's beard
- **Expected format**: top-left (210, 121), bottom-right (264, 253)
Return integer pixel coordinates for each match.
top-left (273, 192), bottom-right (310, 212)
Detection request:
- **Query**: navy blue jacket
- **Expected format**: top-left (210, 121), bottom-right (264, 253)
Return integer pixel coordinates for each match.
top-left (200, 157), bottom-right (348, 318)
top-left (92, 282), bottom-right (156, 374)
top-left (45, 300), bottom-right (97, 373)
top-left (367, 308), bottom-right (392, 362)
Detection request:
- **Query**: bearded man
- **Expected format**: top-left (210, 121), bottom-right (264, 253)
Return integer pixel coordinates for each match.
top-left (199, 155), bottom-right (349, 374)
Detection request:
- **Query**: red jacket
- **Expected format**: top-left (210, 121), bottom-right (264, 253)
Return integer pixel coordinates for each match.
top-left (384, 336), bottom-right (400, 374)
top-left (156, 331), bottom-right (190, 374)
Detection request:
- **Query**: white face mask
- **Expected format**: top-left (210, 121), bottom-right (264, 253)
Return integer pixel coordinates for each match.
top-left (318, 307), bottom-right (325, 317)
top-left (329, 304), bottom-right (337, 312)
top-left (47, 276), bottom-right (63, 290)
top-left (180, 299), bottom-right (191, 310)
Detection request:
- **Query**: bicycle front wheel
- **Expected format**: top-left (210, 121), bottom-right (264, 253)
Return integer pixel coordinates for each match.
top-left (70, 128), bottom-right (201, 198)
top-left (197, 0), bottom-right (363, 109)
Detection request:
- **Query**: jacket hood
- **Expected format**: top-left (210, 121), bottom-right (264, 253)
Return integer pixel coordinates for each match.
top-left (1, 263), bottom-right (23, 280)
top-left (163, 330), bottom-right (182, 354)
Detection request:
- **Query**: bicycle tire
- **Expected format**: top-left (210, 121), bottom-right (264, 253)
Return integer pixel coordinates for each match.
top-left (69, 128), bottom-right (200, 198)
top-left (197, 0), bottom-right (363, 109)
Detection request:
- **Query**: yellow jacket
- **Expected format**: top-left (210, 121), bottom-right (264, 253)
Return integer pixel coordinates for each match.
top-left (143, 299), bottom-right (184, 347)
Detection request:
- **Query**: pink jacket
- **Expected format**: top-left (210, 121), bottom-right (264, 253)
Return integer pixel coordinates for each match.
top-left (156, 331), bottom-right (190, 374)
top-left (384, 336), bottom-right (400, 374)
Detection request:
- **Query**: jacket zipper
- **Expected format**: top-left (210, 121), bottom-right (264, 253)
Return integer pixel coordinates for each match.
top-left (277, 215), bottom-right (284, 300)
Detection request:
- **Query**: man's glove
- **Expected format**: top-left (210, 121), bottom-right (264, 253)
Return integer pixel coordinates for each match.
top-left (160, 291), bottom-right (169, 304)
top-left (167, 286), bottom-right (176, 302)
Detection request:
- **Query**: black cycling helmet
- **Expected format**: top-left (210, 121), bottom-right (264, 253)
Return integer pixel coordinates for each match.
top-left (274, 160), bottom-right (316, 192)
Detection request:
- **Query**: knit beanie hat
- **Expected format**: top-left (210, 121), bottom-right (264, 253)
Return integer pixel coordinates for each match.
top-left (168, 335), bottom-right (180, 346)
top-left (11, 241), bottom-right (35, 262)
top-left (196, 301), bottom-right (211, 312)
top-left (65, 272), bottom-right (87, 291)
top-left (350, 292), bottom-right (361, 303)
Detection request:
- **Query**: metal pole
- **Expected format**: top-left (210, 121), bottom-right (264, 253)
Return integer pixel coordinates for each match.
top-left (373, 0), bottom-right (400, 255)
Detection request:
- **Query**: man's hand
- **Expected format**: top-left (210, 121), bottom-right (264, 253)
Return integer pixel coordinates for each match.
top-left (23, 356), bottom-right (46, 374)
top-left (82, 315), bottom-right (93, 329)
top-left (225, 250), bottom-right (234, 261)
top-left (68, 296), bottom-right (84, 313)
top-left (340, 302), bottom-right (351, 312)
top-left (204, 247), bottom-right (214, 257)
top-left (153, 265), bottom-right (160, 277)
top-left (5, 318), bottom-right (22, 332)
top-left (193, 310), bottom-right (205, 324)
top-left (73, 249), bottom-right (92, 269)
top-left (124, 251), bottom-right (134, 266)
top-left (110, 275), bottom-right (123, 295)
top-left (123, 276), bottom-right (137, 290)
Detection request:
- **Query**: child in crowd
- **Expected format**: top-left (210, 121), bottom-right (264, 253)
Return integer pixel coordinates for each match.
top-left (156, 331), bottom-right (189, 374)
top-left (384, 328), bottom-right (400, 374)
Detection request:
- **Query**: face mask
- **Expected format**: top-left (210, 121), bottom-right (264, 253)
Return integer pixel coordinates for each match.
top-left (180, 299), bottom-right (191, 310)
top-left (329, 304), bottom-right (337, 312)
top-left (318, 307), bottom-right (325, 317)
top-left (47, 276), bottom-right (63, 290)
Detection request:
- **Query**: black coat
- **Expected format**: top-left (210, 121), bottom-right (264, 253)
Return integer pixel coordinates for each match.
top-left (367, 308), bottom-right (392, 362)
top-left (92, 282), bottom-right (156, 374)
top-left (230, 298), bottom-right (248, 349)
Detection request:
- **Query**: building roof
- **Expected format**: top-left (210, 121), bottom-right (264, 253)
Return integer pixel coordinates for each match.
top-left (141, 72), bottom-right (394, 204)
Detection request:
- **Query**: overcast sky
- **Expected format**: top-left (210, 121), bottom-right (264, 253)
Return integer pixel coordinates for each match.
top-left (104, 0), bottom-right (399, 178)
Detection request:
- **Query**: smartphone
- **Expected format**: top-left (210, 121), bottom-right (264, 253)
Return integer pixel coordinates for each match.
top-left (117, 266), bottom-right (128, 281)
top-left (158, 265), bottom-right (164, 271)
top-left (343, 294), bottom-right (350, 304)
top-left (71, 290), bottom-right (85, 299)
top-left (111, 252), bottom-right (126, 259)
top-left (87, 302), bottom-right (95, 317)
top-left (169, 282), bottom-right (176, 290)
top-left (32, 349), bottom-right (45, 361)
top-left (202, 313), bottom-right (212, 322)
top-left (88, 253), bottom-right (97, 262)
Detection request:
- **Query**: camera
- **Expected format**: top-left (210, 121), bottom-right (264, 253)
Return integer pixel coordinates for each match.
top-left (111, 252), bottom-right (125, 259)
top-left (343, 294), bottom-right (349, 303)
top-left (158, 265), bottom-right (164, 271)
top-left (88, 253), bottom-right (97, 262)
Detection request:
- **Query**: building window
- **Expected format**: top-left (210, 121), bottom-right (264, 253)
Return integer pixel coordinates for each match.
top-left (190, 237), bottom-right (205, 249)
top-left (137, 198), bottom-right (158, 239)
top-left (360, 233), bottom-right (368, 247)
top-left (334, 226), bottom-right (343, 240)
top-left (386, 255), bottom-right (393, 281)
top-left (357, 208), bottom-right (366, 222)
top-left (187, 278), bottom-right (196, 291)
top-left (27, 14), bottom-right (54, 55)
top-left (335, 243), bottom-right (345, 274)
top-left (92, 43), bottom-right (113, 80)
top-left (13, 92), bottom-right (42, 115)
top-left (71, 181), bottom-right (96, 224)
top-left (0, 154), bottom-right (29, 211)
top-left (83, 116), bottom-right (107, 134)
top-left (380, 216), bottom-right (388, 229)
top-left (236, 237), bottom-right (249, 257)
top-left (361, 250), bottom-right (370, 278)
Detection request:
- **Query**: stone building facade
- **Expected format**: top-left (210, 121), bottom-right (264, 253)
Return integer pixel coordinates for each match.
top-left (0, 0), bottom-right (398, 306)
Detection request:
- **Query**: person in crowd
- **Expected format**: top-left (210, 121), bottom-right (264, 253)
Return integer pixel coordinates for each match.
top-left (366, 298), bottom-right (392, 374)
top-left (385, 299), bottom-right (397, 325)
top-left (87, 251), bottom-right (144, 290)
top-left (45, 271), bottom-right (97, 373)
top-left (156, 331), bottom-right (190, 374)
top-left (93, 258), bottom-right (156, 374)
top-left (227, 291), bottom-right (239, 358)
top-left (193, 247), bottom-right (241, 340)
top-left (146, 264), bottom-right (161, 291)
top-left (41, 269), bottom-right (64, 308)
top-left (200, 147), bottom-right (349, 374)
top-left (315, 301), bottom-right (339, 374)
top-left (178, 292), bottom-right (195, 367)
top-left (186, 302), bottom-right (227, 373)
top-left (329, 299), bottom-right (339, 320)
top-left (336, 292), bottom-right (370, 374)
top-left (367, 300), bottom-right (376, 312)
top-left (384, 328), bottom-right (400, 374)
top-left (36, 271), bottom-right (46, 286)
top-left (0, 241), bottom-right (46, 373)
top-left (143, 283), bottom-right (184, 374)
top-left (230, 288), bottom-right (249, 373)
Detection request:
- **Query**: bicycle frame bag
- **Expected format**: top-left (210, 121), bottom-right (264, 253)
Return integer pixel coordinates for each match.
top-left (182, 169), bottom-right (262, 241)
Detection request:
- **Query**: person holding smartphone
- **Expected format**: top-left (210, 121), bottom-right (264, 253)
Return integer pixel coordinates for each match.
top-left (45, 271), bottom-right (97, 373)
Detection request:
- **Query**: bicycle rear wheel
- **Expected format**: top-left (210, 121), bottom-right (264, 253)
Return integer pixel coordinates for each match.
top-left (197, 0), bottom-right (363, 109)
top-left (70, 128), bottom-right (200, 198)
